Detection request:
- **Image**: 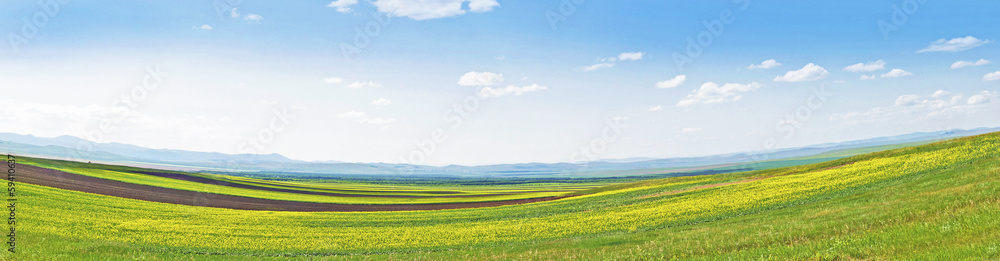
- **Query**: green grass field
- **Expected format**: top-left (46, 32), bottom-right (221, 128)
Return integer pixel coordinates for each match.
top-left (18, 157), bottom-right (605, 205)
top-left (3, 133), bottom-right (998, 260)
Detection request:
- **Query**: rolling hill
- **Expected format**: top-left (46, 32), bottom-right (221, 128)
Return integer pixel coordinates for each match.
top-left (1, 127), bottom-right (996, 178)
top-left (3, 131), bottom-right (998, 259)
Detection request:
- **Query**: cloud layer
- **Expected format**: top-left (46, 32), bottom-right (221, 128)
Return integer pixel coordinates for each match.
top-left (774, 63), bottom-right (829, 82)
top-left (984, 71), bottom-right (1000, 81)
top-left (328, 0), bottom-right (358, 13)
top-left (458, 71), bottom-right (504, 86)
top-left (843, 60), bottom-right (886, 72)
top-left (372, 0), bottom-right (499, 20)
top-left (831, 90), bottom-right (996, 124)
top-left (747, 59), bottom-right (781, 69)
top-left (582, 52), bottom-right (643, 71)
top-left (656, 75), bottom-right (686, 89)
top-left (880, 68), bottom-right (913, 78)
top-left (918, 36), bottom-right (990, 53)
top-left (677, 82), bottom-right (762, 107)
top-left (951, 59), bottom-right (991, 69)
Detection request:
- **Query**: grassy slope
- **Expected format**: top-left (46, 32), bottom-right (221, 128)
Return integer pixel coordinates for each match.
top-left (401, 138), bottom-right (999, 260)
top-left (3, 133), bottom-right (999, 260)
top-left (18, 157), bottom-right (604, 204)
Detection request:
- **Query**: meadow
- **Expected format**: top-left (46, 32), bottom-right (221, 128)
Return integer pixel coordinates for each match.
top-left (19, 157), bottom-right (602, 205)
top-left (2, 133), bottom-right (998, 260)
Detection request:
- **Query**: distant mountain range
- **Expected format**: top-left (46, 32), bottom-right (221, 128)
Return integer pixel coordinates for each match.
top-left (1, 127), bottom-right (997, 177)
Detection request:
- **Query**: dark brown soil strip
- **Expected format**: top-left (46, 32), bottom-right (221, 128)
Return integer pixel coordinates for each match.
top-left (18, 164), bottom-right (573, 212)
top-left (126, 170), bottom-right (509, 198)
top-left (232, 178), bottom-right (466, 195)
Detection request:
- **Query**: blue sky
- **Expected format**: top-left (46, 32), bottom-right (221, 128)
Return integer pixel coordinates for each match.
top-left (1, 0), bottom-right (999, 165)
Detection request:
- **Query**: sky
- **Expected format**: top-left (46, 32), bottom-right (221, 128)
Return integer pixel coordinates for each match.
top-left (1, 0), bottom-right (998, 166)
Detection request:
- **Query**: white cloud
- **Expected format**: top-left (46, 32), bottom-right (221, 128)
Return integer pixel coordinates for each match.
top-left (617, 52), bottom-right (644, 61)
top-left (842, 60), bottom-right (886, 72)
top-left (479, 84), bottom-right (547, 98)
top-left (244, 14), bottom-right (263, 23)
top-left (967, 91), bottom-right (993, 105)
top-left (773, 63), bottom-right (829, 82)
top-left (677, 82), bottom-right (762, 107)
top-left (328, 0), bottom-right (359, 13)
top-left (655, 75), bottom-right (686, 89)
top-left (831, 90), bottom-right (997, 124)
top-left (467, 0), bottom-right (500, 13)
top-left (679, 128), bottom-right (702, 134)
top-left (747, 59), bottom-right (781, 69)
top-left (324, 77), bottom-right (344, 84)
top-left (230, 8), bottom-right (263, 23)
top-left (860, 75), bottom-right (876, 80)
top-left (648, 105), bottom-right (662, 112)
top-left (584, 52), bottom-right (643, 71)
top-left (931, 90), bottom-right (951, 98)
top-left (918, 36), bottom-right (990, 53)
top-left (880, 69), bottom-right (912, 78)
top-left (347, 81), bottom-right (381, 89)
top-left (951, 59), bottom-right (991, 69)
top-left (372, 0), bottom-right (498, 21)
top-left (199, 24), bottom-right (213, 30)
top-left (372, 98), bottom-right (392, 106)
top-left (581, 63), bottom-right (614, 71)
top-left (458, 71), bottom-right (504, 86)
top-left (895, 94), bottom-right (921, 106)
top-left (983, 71), bottom-right (1000, 81)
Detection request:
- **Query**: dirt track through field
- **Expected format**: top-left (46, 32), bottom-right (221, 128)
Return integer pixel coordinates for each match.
top-left (18, 164), bottom-right (573, 212)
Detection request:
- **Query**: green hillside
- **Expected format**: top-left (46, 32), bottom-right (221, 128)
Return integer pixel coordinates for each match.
top-left (3, 132), bottom-right (998, 260)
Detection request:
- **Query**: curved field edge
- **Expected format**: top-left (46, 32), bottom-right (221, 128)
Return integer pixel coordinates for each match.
top-left (21, 157), bottom-right (607, 196)
top-left (17, 159), bottom-right (598, 205)
top-left (3, 132), bottom-right (999, 260)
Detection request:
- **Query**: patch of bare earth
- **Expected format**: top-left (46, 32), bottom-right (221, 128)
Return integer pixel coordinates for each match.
top-left (18, 164), bottom-right (574, 212)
